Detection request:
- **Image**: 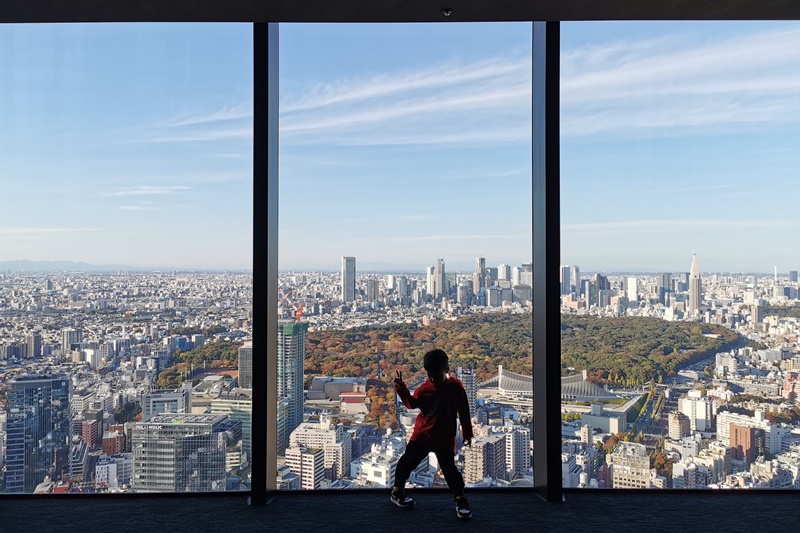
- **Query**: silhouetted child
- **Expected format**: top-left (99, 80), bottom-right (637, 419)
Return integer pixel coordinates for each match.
top-left (391, 348), bottom-right (473, 519)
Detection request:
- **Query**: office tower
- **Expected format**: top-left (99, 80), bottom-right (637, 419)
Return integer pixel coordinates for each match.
top-left (474, 257), bottom-right (486, 291)
top-left (657, 272), bottom-right (672, 305)
top-left (464, 433), bottom-right (507, 483)
top-left (131, 414), bottom-right (241, 492)
top-left (593, 273), bottom-right (609, 292)
top-left (581, 280), bottom-right (597, 307)
top-left (284, 447), bottom-right (325, 490)
top-left (289, 413), bottom-right (352, 480)
top-left (141, 384), bottom-right (192, 421)
top-left (191, 334), bottom-right (206, 347)
top-left (457, 367), bottom-right (477, 414)
top-left (457, 284), bottom-right (471, 305)
top-left (277, 319), bottom-right (308, 455)
top-left (498, 264), bottom-right (511, 281)
top-left (62, 327), bottom-right (82, 352)
top-left (434, 258), bottom-right (446, 299)
top-left (570, 265), bottom-right (580, 295)
top-left (426, 265), bottom-right (435, 297)
top-left (790, 270), bottom-right (798, 283)
top-left (238, 341), bottom-right (253, 389)
top-left (610, 442), bottom-right (651, 489)
top-left (5, 375), bottom-right (71, 493)
top-left (25, 332), bottom-right (41, 359)
top-left (689, 254), bottom-right (702, 313)
top-left (341, 256), bottom-right (356, 302)
top-left (397, 276), bottom-right (408, 298)
top-left (211, 390), bottom-right (253, 459)
top-left (626, 276), bottom-right (637, 303)
top-left (366, 279), bottom-right (379, 302)
top-left (560, 265), bottom-right (571, 295)
top-left (386, 275), bottom-right (396, 291)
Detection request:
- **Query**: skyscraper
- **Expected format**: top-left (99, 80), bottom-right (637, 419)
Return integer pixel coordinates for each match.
top-left (626, 276), bottom-right (637, 303)
top-left (457, 367), bottom-right (477, 414)
top-left (498, 264), bottom-right (511, 281)
top-left (474, 257), bottom-right (486, 292)
top-left (657, 273), bottom-right (672, 305)
top-left (131, 414), bottom-right (240, 492)
top-left (278, 319), bottom-right (308, 454)
top-left (426, 265), bottom-right (435, 298)
top-left (341, 256), bottom-right (356, 302)
top-left (689, 254), bottom-right (702, 314)
top-left (434, 258), bottom-right (446, 299)
top-left (5, 375), bottom-right (71, 493)
top-left (570, 265), bottom-right (580, 296)
top-left (26, 332), bottom-right (42, 359)
top-left (61, 327), bottom-right (82, 352)
top-left (560, 265), bottom-right (571, 295)
top-left (238, 341), bottom-right (253, 389)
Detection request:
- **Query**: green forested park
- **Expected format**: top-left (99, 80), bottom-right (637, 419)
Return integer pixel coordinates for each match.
top-left (561, 315), bottom-right (743, 386)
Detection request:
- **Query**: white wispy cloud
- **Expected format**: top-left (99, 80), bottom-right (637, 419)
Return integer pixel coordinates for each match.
top-left (562, 219), bottom-right (784, 235)
top-left (280, 54), bottom-right (531, 147)
top-left (561, 27), bottom-right (800, 137)
top-left (163, 103), bottom-right (253, 128)
top-left (102, 185), bottom-right (192, 197)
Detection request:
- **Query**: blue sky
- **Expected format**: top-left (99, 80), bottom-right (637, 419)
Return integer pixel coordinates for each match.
top-left (2, 22), bottom-right (799, 272)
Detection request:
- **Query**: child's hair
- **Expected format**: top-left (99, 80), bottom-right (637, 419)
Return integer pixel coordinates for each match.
top-left (423, 349), bottom-right (449, 373)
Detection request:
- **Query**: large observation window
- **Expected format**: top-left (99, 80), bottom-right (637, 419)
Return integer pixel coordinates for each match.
top-left (0, 23), bottom-right (253, 494)
top-left (560, 21), bottom-right (800, 490)
top-left (276, 22), bottom-right (534, 490)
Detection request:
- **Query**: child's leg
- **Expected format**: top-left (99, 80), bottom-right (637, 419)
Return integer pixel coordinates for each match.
top-left (433, 447), bottom-right (465, 497)
top-left (393, 441), bottom-right (428, 490)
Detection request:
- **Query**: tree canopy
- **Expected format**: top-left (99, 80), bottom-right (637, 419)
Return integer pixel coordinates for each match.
top-left (561, 315), bottom-right (743, 385)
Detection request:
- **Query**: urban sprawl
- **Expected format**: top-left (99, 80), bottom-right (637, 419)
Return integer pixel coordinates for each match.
top-left (4, 252), bottom-right (800, 493)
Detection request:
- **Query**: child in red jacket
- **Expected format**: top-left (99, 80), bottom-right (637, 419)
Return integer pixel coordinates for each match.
top-left (391, 349), bottom-right (473, 519)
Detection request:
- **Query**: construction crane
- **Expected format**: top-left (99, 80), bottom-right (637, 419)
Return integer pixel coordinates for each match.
top-left (278, 289), bottom-right (304, 322)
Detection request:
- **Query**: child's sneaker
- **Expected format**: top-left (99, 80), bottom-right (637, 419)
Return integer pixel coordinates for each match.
top-left (455, 495), bottom-right (472, 519)
top-left (390, 487), bottom-right (414, 508)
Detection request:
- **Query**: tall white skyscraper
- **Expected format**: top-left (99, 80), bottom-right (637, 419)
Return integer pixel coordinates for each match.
top-left (426, 265), bottom-right (435, 298)
top-left (498, 264), bottom-right (511, 281)
top-left (434, 258), bottom-right (446, 299)
top-left (689, 254), bottom-right (702, 314)
top-left (341, 256), bottom-right (356, 302)
top-left (278, 319), bottom-right (308, 454)
top-left (626, 276), bottom-right (637, 303)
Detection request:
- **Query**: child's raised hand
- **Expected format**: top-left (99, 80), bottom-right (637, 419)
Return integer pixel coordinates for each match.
top-left (393, 370), bottom-right (405, 388)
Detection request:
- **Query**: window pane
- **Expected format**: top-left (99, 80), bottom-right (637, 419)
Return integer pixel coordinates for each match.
top-left (0, 23), bottom-right (253, 493)
top-left (278, 22), bottom-right (533, 490)
top-left (561, 21), bottom-right (800, 490)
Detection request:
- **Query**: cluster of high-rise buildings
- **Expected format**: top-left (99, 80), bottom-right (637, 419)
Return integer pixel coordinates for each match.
top-left (559, 254), bottom-right (800, 489)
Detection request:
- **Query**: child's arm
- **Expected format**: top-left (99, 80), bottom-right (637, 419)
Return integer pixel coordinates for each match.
top-left (394, 370), bottom-right (419, 409)
top-left (457, 383), bottom-right (473, 446)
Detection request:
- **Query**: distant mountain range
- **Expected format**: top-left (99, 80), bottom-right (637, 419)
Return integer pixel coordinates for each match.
top-left (0, 260), bottom-right (250, 273)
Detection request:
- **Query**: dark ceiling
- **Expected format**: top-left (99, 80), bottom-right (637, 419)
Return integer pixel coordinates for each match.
top-left (1, 0), bottom-right (799, 23)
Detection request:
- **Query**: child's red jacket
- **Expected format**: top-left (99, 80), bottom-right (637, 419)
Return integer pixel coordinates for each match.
top-left (395, 375), bottom-right (473, 452)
